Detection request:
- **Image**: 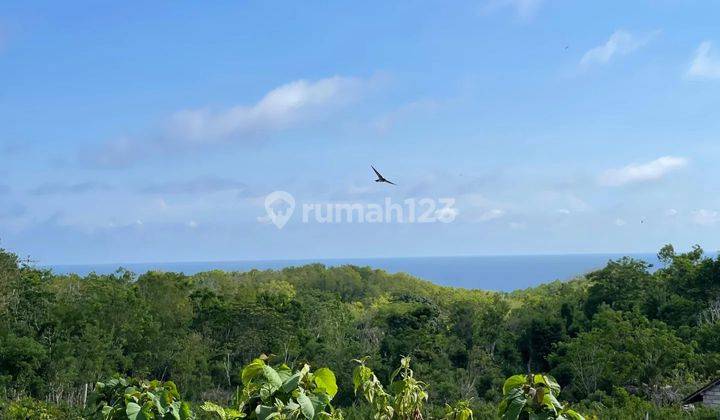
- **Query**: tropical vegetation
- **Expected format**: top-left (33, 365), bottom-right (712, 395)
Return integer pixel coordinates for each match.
top-left (2, 244), bottom-right (720, 418)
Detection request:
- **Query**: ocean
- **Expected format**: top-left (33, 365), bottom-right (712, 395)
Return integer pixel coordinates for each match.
top-left (48, 253), bottom-right (660, 292)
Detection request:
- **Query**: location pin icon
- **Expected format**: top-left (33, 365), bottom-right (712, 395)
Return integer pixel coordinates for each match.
top-left (264, 191), bottom-right (295, 229)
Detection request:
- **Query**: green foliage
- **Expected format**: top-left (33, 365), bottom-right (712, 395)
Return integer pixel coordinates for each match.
top-left (584, 257), bottom-right (653, 318)
top-left (0, 397), bottom-right (81, 419)
top-left (3, 243), bottom-right (720, 419)
top-left (550, 308), bottom-right (695, 400)
top-left (203, 356), bottom-right (342, 419)
top-left (498, 374), bottom-right (584, 420)
top-left (199, 401), bottom-right (243, 420)
top-left (85, 377), bottom-right (194, 420)
top-left (441, 400), bottom-right (473, 420)
top-left (353, 356), bottom-right (430, 419)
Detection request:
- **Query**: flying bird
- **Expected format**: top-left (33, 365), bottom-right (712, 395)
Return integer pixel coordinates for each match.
top-left (371, 165), bottom-right (396, 185)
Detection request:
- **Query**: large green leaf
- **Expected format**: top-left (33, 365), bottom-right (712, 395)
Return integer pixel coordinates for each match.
top-left (281, 372), bottom-right (303, 393)
top-left (502, 375), bottom-right (528, 396)
top-left (500, 388), bottom-right (527, 420)
top-left (542, 390), bottom-right (563, 412)
top-left (313, 368), bottom-right (338, 398)
top-left (242, 359), bottom-right (266, 385)
top-left (255, 404), bottom-right (277, 420)
top-left (535, 374), bottom-right (561, 395)
top-left (297, 392), bottom-right (315, 419)
top-left (260, 383), bottom-right (276, 401)
top-left (126, 402), bottom-right (142, 420)
top-left (276, 364), bottom-right (293, 383)
top-left (263, 365), bottom-right (283, 389)
top-left (167, 401), bottom-right (182, 420)
top-left (308, 392), bottom-right (331, 416)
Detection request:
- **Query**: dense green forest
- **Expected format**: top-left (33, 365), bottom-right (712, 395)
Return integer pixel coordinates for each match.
top-left (2, 244), bottom-right (720, 419)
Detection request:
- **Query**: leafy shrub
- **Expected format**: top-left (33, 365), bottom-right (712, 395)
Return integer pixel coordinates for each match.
top-left (353, 356), bottom-right (429, 419)
top-left (0, 397), bottom-right (81, 420)
top-left (442, 400), bottom-right (474, 420)
top-left (202, 355), bottom-right (342, 419)
top-left (498, 374), bottom-right (583, 420)
top-left (85, 377), bottom-right (194, 419)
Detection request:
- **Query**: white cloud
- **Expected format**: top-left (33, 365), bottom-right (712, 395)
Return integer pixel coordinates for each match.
top-left (483, 0), bottom-right (543, 20)
top-left (435, 206), bottom-right (459, 222)
top-left (692, 209), bottom-right (720, 226)
top-left (556, 208), bottom-right (571, 215)
top-left (479, 208), bottom-right (505, 222)
top-left (580, 30), bottom-right (657, 67)
top-left (187, 220), bottom-right (198, 228)
top-left (598, 156), bottom-right (688, 187)
top-left (665, 208), bottom-right (678, 217)
top-left (686, 41), bottom-right (720, 80)
top-left (167, 76), bottom-right (364, 144)
top-left (84, 76), bottom-right (368, 167)
top-left (614, 218), bottom-right (627, 227)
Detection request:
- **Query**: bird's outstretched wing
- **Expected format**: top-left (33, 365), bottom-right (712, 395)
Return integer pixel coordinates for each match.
top-left (371, 165), bottom-right (383, 179)
top-left (385, 180), bottom-right (397, 185)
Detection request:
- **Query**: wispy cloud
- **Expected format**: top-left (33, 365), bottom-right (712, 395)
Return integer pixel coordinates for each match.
top-left (598, 156), bottom-right (687, 187)
top-left (166, 76), bottom-right (364, 144)
top-left (29, 181), bottom-right (112, 196)
top-left (686, 41), bottom-right (720, 80)
top-left (580, 30), bottom-right (658, 68)
top-left (139, 176), bottom-right (248, 195)
top-left (435, 206), bottom-right (459, 221)
top-left (478, 208), bottom-right (505, 222)
top-left (83, 76), bottom-right (370, 168)
top-left (692, 209), bottom-right (720, 226)
top-left (483, 0), bottom-right (544, 20)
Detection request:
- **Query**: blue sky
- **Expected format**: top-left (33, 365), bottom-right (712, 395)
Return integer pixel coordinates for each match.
top-left (2, 0), bottom-right (720, 264)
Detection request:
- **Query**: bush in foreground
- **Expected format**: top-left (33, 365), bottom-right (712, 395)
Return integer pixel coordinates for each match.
top-left (84, 377), bottom-right (194, 420)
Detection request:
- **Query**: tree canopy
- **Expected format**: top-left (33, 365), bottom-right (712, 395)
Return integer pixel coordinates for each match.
top-left (1, 245), bottom-right (720, 419)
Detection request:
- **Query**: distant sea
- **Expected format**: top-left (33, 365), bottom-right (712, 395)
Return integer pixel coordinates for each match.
top-left (48, 253), bottom-right (660, 292)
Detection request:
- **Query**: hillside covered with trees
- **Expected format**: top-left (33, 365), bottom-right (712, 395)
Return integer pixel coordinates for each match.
top-left (2, 245), bottom-right (720, 419)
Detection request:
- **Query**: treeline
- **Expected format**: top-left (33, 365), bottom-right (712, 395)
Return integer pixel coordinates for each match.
top-left (1, 245), bottom-right (720, 418)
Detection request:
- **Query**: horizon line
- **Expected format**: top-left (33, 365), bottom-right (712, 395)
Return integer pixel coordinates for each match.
top-left (40, 250), bottom-right (676, 269)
